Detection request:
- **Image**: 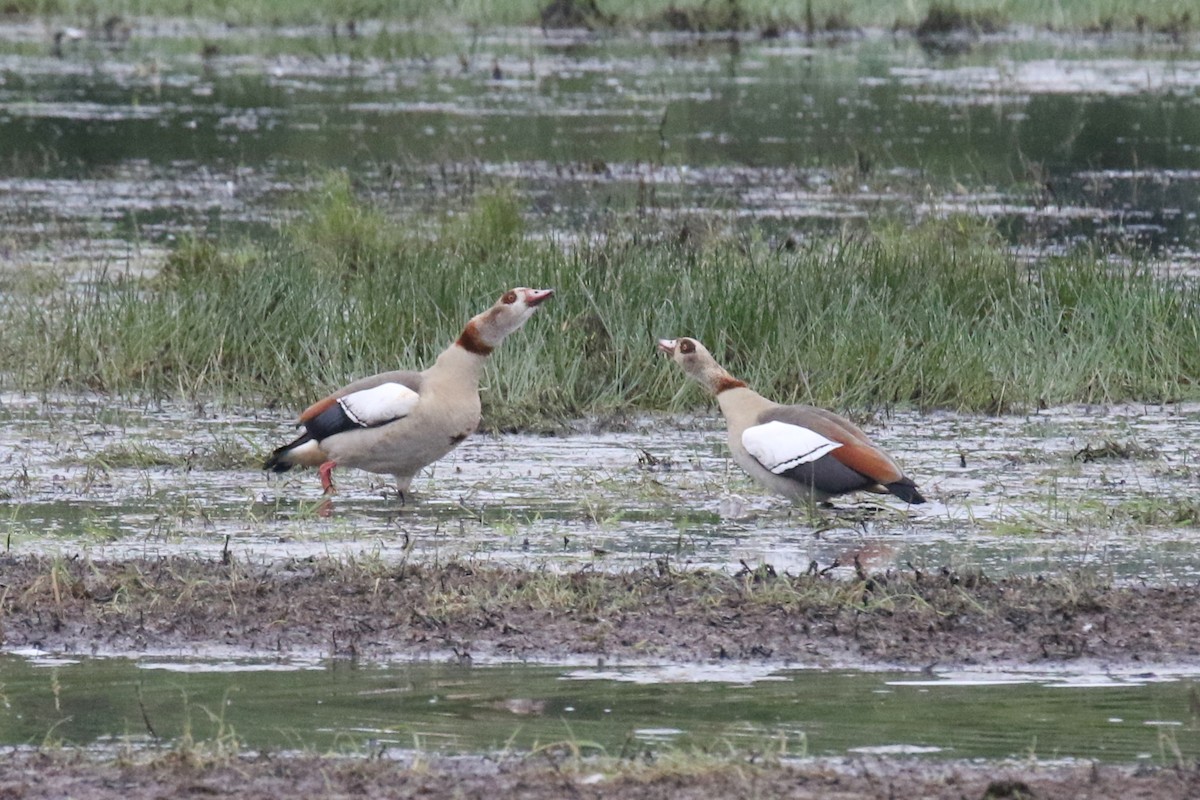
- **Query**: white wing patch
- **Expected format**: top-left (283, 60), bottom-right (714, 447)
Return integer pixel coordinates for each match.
top-left (338, 382), bottom-right (420, 427)
top-left (742, 420), bottom-right (842, 475)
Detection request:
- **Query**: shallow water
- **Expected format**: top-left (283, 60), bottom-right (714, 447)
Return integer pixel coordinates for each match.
top-left (1, 395), bottom-right (1197, 583)
top-left (3, 21), bottom-right (1199, 771)
top-left (1, 650), bottom-right (1197, 762)
top-left (0, 23), bottom-right (1197, 271)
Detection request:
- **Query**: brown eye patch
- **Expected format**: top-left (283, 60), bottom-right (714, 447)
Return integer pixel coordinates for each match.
top-left (501, 291), bottom-right (518, 304)
top-left (680, 339), bottom-right (696, 354)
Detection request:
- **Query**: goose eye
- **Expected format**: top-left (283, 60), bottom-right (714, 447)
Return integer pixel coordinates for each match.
top-left (501, 291), bottom-right (518, 305)
top-left (680, 339), bottom-right (696, 354)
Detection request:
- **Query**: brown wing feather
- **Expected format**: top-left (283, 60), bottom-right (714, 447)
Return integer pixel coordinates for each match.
top-left (760, 405), bottom-right (904, 485)
top-left (299, 394), bottom-right (338, 424)
top-left (827, 441), bottom-right (905, 485)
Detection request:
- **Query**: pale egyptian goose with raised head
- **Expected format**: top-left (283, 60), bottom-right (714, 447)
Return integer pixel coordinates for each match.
top-left (658, 337), bottom-right (925, 506)
top-left (265, 287), bottom-right (554, 498)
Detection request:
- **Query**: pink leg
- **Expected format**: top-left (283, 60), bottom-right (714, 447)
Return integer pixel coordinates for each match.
top-left (318, 460), bottom-right (338, 495)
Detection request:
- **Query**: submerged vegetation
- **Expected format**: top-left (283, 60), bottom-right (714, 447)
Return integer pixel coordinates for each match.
top-left (0, 179), bottom-right (1196, 427)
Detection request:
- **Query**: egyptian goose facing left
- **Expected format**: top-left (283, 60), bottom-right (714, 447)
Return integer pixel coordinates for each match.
top-left (658, 337), bottom-right (925, 506)
top-left (264, 287), bottom-right (554, 499)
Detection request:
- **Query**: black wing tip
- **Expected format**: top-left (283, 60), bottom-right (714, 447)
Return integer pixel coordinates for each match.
top-left (886, 480), bottom-right (927, 504)
top-left (263, 433), bottom-right (312, 473)
top-left (262, 449), bottom-right (293, 473)
top-left (263, 456), bottom-right (292, 473)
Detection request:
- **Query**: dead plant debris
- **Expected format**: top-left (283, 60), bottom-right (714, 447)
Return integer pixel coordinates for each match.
top-left (1073, 439), bottom-right (1158, 462)
top-left (2, 555), bottom-right (1199, 667)
top-left (1, 749), bottom-right (1199, 800)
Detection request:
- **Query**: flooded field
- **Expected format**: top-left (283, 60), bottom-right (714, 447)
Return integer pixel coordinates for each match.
top-left (1, 13), bottom-right (1199, 792)
top-left (2, 395), bottom-right (1197, 582)
top-left (0, 21), bottom-right (1198, 273)
top-left (3, 650), bottom-right (1199, 762)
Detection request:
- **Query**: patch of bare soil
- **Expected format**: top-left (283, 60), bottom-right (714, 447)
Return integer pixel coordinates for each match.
top-left (1, 750), bottom-right (1199, 800)
top-left (2, 555), bottom-right (1200, 667)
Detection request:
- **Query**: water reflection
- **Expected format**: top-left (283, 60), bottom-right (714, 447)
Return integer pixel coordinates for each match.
top-left (0, 651), bottom-right (1197, 762)
top-left (0, 26), bottom-right (1197, 264)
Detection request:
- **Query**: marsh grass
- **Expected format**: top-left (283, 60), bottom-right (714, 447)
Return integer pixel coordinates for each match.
top-left (68, 437), bottom-right (260, 471)
top-left (16, 0), bottom-right (1199, 33)
top-left (71, 443), bottom-right (186, 470)
top-left (412, 558), bottom-right (977, 624)
top-left (1114, 496), bottom-right (1200, 526)
top-left (1, 179), bottom-right (1197, 427)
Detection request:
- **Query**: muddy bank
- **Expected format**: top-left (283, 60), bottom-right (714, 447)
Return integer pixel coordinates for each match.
top-left (3, 556), bottom-right (1200, 668)
top-left (1, 749), bottom-right (1198, 800)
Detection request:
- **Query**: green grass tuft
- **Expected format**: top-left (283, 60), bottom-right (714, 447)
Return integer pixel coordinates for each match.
top-left (1, 186), bottom-right (1198, 427)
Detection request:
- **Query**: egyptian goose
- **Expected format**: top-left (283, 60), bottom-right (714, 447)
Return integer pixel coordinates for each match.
top-left (264, 287), bottom-right (554, 498)
top-left (658, 337), bottom-right (925, 505)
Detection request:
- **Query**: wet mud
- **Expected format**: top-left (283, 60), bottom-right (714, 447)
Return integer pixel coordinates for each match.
top-left (2, 536), bottom-right (1199, 800)
top-left (1, 748), bottom-right (1198, 800)
top-left (3, 555), bottom-right (1199, 669)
